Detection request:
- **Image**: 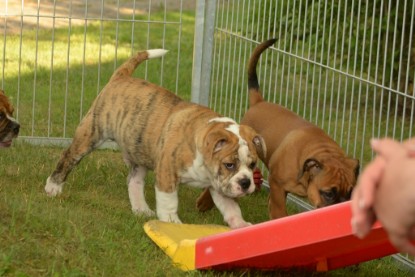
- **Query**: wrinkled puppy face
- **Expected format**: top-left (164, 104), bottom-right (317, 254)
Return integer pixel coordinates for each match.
top-left (302, 158), bottom-right (359, 208)
top-left (202, 118), bottom-right (266, 198)
top-left (0, 91), bottom-right (20, 148)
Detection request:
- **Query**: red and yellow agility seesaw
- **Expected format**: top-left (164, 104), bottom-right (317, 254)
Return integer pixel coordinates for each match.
top-left (144, 201), bottom-right (402, 272)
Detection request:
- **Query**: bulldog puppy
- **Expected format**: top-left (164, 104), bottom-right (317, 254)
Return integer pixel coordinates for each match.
top-left (197, 39), bottom-right (359, 219)
top-left (0, 90), bottom-right (20, 148)
top-left (45, 49), bottom-right (266, 229)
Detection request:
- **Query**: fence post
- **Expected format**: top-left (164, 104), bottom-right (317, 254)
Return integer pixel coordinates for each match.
top-left (191, 0), bottom-right (216, 107)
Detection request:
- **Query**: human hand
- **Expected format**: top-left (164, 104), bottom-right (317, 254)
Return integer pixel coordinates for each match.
top-left (403, 137), bottom-right (415, 156)
top-left (352, 138), bottom-right (415, 255)
top-left (351, 151), bottom-right (384, 239)
top-left (370, 139), bottom-right (415, 255)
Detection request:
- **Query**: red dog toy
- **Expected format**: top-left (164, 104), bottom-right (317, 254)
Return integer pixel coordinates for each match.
top-left (253, 168), bottom-right (263, 191)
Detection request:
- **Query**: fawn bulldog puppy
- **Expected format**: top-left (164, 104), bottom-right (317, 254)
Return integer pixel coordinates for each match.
top-left (45, 49), bottom-right (266, 229)
top-left (0, 90), bottom-right (20, 148)
top-left (197, 39), bottom-right (359, 219)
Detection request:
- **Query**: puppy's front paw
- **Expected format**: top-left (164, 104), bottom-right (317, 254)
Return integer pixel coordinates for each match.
top-left (45, 177), bottom-right (63, 197)
top-left (133, 207), bottom-right (156, 217)
top-left (158, 213), bottom-right (182, 224)
top-left (227, 217), bottom-right (252, 229)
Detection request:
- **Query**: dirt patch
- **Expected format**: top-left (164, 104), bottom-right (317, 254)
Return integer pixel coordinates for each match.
top-left (1, 0), bottom-right (195, 34)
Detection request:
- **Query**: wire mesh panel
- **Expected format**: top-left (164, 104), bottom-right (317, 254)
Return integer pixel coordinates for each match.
top-left (210, 0), bottom-right (415, 167)
top-left (210, 0), bottom-right (415, 268)
top-left (0, 0), bottom-right (193, 145)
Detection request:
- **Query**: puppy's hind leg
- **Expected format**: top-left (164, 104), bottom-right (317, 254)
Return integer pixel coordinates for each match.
top-left (127, 165), bottom-right (155, 217)
top-left (45, 114), bottom-right (102, 196)
top-left (196, 188), bottom-right (215, 212)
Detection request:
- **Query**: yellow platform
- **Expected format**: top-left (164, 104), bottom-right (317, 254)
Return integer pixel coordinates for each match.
top-left (143, 220), bottom-right (230, 271)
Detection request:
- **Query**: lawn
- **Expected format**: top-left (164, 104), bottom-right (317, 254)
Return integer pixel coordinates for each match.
top-left (0, 143), bottom-right (412, 276)
top-left (0, 3), bottom-right (414, 277)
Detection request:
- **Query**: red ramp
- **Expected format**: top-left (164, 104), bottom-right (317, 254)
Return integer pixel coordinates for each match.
top-left (145, 201), bottom-right (402, 271)
top-left (195, 201), bottom-right (396, 271)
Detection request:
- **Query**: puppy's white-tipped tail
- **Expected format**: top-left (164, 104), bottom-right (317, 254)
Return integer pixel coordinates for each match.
top-left (147, 49), bottom-right (168, 59)
top-left (110, 49), bottom-right (169, 80)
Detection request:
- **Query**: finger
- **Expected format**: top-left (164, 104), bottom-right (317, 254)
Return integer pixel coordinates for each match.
top-left (389, 235), bottom-right (415, 256)
top-left (352, 156), bottom-right (385, 210)
top-left (399, 137), bottom-right (415, 156)
top-left (351, 208), bottom-right (377, 239)
top-left (350, 157), bottom-right (384, 238)
top-left (371, 138), bottom-right (406, 160)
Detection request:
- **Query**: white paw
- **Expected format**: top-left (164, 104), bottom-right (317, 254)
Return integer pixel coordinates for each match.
top-left (227, 217), bottom-right (252, 229)
top-left (155, 188), bottom-right (181, 223)
top-left (45, 177), bottom-right (63, 197)
top-left (132, 207), bottom-right (156, 217)
top-left (157, 213), bottom-right (182, 224)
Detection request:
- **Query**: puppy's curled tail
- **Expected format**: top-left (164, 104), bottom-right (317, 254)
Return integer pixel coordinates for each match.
top-left (110, 49), bottom-right (168, 81)
top-left (247, 39), bottom-right (277, 106)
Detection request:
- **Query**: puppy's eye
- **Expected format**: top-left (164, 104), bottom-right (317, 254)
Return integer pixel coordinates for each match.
top-left (249, 162), bottom-right (256, 170)
top-left (224, 163), bottom-right (236, 171)
top-left (322, 191), bottom-right (334, 199)
top-left (320, 188), bottom-right (337, 202)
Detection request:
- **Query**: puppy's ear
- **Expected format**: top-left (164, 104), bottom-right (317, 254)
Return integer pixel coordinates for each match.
top-left (303, 158), bottom-right (322, 172)
top-left (298, 158), bottom-right (322, 184)
top-left (213, 138), bottom-right (227, 153)
top-left (204, 129), bottom-right (230, 156)
top-left (252, 135), bottom-right (266, 161)
top-left (239, 125), bottom-right (267, 160)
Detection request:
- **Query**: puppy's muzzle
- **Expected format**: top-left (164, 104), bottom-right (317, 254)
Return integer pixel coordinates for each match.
top-left (238, 178), bottom-right (251, 191)
top-left (0, 120), bottom-right (20, 148)
top-left (9, 121), bottom-right (20, 136)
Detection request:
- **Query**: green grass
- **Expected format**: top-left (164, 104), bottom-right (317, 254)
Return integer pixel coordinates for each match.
top-left (0, 142), bottom-right (413, 276)
top-left (0, 5), bottom-right (414, 277)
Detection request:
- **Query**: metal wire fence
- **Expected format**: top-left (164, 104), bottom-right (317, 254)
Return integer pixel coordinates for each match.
top-left (1, 0), bottom-right (190, 147)
top-left (210, 0), bottom-right (415, 168)
top-left (208, 0), bottom-right (415, 269)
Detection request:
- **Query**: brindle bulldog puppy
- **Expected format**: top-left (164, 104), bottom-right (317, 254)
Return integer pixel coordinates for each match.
top-left (45, 49), bottom-right (266, 229)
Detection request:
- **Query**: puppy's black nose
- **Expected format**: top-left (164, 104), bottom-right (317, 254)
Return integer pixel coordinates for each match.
top-left (13, 124), bottom-right (20, 135)
top-left (239, 178), bottom-right (251, 190)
